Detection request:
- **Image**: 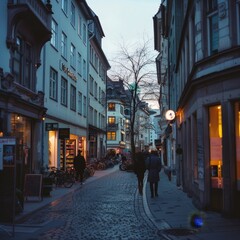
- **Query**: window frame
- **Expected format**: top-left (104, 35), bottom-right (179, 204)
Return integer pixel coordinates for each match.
top-left (70, 84), bottom-right (76, 111)
top-left (49, 67), bottom-right (58, 101)
top-left (108, 103), bottom-right (116, 111)
top-left (61, 76), bottom-right (68, 106)
top-left (61, 32), bottom-right (67, 59)
top-left (51, 19), bottom-right (58, 49)
top-left (70, 2), bottom-right (75, 27)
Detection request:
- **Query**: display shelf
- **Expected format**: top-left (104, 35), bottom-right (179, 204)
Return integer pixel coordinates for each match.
top-left (60, 139), bottom-right (76, 168)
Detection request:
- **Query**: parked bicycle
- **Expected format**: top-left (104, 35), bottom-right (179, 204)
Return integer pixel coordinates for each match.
top-left (83, 164), bottom-right (95, 179)
top-left (48, 167), bottom-right (75, 188)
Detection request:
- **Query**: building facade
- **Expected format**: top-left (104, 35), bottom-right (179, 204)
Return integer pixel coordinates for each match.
top-left (106, 78), bottom-right (127, 155)
top-left (40, 0), bottom-right (109, 169)
top-left (155, 0), bottom-right (240, 217)
top-left (0, 0), bottom-right (52, 191)
top-left (0, 0), bottom-right (109, 194)
top-left (106, 78), bottom-right (154, 157)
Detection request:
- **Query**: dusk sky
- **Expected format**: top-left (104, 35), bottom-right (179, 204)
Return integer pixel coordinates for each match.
top-left (86, 0), bottom-right (160, 108)
top-left (86, 0), bottom-right (160, 60)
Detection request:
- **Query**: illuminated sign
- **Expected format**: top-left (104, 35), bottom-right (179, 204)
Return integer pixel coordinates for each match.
top-left (165, 110), bottom-right (175, 121)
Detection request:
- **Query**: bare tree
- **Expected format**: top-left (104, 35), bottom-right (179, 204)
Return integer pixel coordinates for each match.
top-left (109, 39), bottom-right (159, 160)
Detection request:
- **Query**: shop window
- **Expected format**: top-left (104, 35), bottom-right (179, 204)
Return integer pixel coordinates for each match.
top-left (235, 101), bottom-right (240, 190)
top-left (209, 105), bottom-right (222, 189)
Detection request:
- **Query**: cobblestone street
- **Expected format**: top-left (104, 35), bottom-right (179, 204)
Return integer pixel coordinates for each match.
top-left (5, 170), bottom-right (164, 240)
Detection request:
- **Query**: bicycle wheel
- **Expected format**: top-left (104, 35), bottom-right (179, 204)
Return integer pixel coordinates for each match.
top-left (63, 174), bottom-right (74, 188)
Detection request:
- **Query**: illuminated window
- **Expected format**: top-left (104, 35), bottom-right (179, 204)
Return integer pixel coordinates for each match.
top-left (108, 103), bottom-right (115, 111)
top-left (209, 105), bottom-right (222, 189)
top-left (108, 117), bottom-right (115, 124)
top-left (107, 131), bottom-right (116, 140)
top-left (235, 101), bottom-right (240, 190)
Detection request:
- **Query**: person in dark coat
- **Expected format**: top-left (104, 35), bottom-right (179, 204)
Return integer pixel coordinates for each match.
top-left (73, 150), bottom-right (86, 184)
top-left (134, 151), bottom-right (146, 195)
top-left (145, 150), bottom-right (162, 198)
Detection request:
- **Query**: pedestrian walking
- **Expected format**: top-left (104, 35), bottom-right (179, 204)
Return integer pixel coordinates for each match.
top-left (134, 151), bottom-right (146, 195)
top-left (145, 150), bottom-right (162, 198)
top-left (73, 150), bottom-right (86, 184)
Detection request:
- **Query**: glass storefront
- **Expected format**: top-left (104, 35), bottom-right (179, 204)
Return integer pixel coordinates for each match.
top-left (235, 101), bottom-right (240, 190)
top-left (209, 105), bottom-right (223, 189)
top-left (11, 114), bottom-right (32, 190)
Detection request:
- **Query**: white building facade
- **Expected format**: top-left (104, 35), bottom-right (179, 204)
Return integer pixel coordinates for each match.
top-left (40, 0), bottom-right (109, 169)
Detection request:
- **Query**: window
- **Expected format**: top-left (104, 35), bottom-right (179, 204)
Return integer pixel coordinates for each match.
top-left (108, 103), bottom-right (115, 111)
top-left (70, 2), bottom-right (75, 27)
top-left (108, 117), bottom-right (116, 124)
top-left (77, 52), bottom-right (82, 76)
top-left (61, 0), bottom-right (68, 14)
top-left (94, 110), bottom-right (97, 126)
top-left (208, 0), bottom-right (218, 12)
top-left (77, 14), bottom-right (82, 37)
top-left (98, 86), bottom-right (101, 102)
top-left (12, 37), bottom-right (35, 91)
top-left (61, 77), bottom-right (67, 106)
top-left (107, 132), bottom-right (116, 140)
top-left (83, 96), bottom-right (87, 117)
top-left (49, 67), bottom-right (58, 100)
top-left (89, 107), bottom-right (93, 125)
top-left (12, 37), bottom-right (22, 85)
top-left (208, 0), bottom-right (218, 54)
top-left (51, 19), bottom-right (58, 48)
top-left (237, 1), bottom-right (240, 44)
top-left (70, 85), bottom-right (76, 111)
top-left (94, 82), bottom-right (97, 98)
top-left (61, 32), bottom-right (67, 58)
top-left (83, 23), bottom-right (87, 44)
top-left (83, 59), bottom-right (86, 81)
top-left (70, 43), bottom-right (76, 68)
top-left (78, 91), bottom-right (82, 114)
top-left (24, 43), bottom-right (33, 89)
top-left (90, 75), bottom-right (94, 95)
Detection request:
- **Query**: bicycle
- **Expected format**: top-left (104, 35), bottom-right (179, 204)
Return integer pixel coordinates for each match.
top-left (48, 167), bottom-right (75, 188)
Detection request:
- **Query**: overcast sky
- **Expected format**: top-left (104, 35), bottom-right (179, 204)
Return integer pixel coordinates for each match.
top-left (86, 0), bottom-right (160, 60)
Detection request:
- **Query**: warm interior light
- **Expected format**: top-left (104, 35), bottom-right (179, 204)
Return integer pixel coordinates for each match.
top-left (218, 106), bottom-right (222, 138)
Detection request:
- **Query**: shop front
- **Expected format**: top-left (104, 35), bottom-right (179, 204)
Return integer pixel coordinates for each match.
top-left (208, 101), bottom-right (240, 216)
top-left (209, 105), bottom-right (223, 211)
top-left (45, 122), bottom-right (86, 170)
